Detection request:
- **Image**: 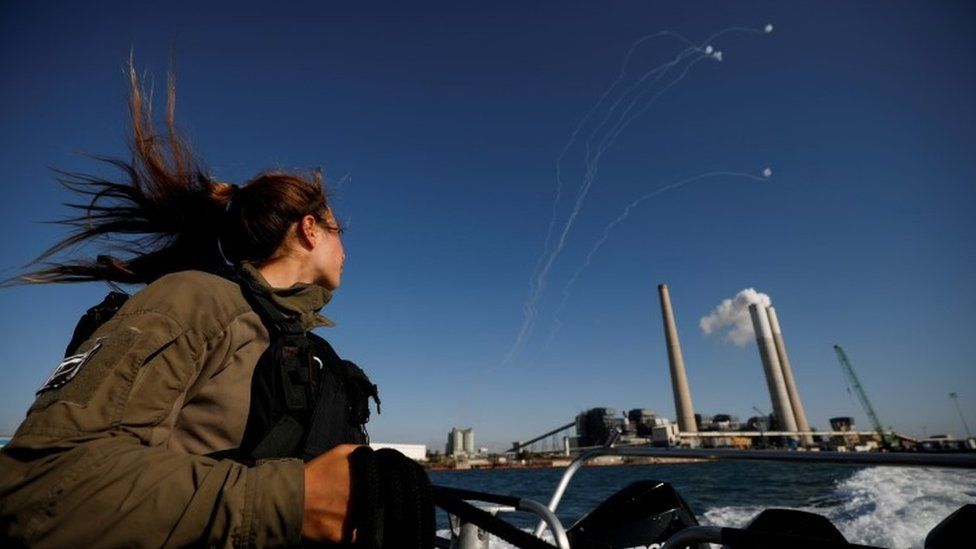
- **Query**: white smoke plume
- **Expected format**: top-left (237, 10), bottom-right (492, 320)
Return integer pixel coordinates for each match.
top-left (700, 288), bottom-right (771, 346)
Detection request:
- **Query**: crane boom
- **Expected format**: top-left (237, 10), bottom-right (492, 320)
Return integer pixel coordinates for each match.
top-left (833, 344), bottom-right (892, 448)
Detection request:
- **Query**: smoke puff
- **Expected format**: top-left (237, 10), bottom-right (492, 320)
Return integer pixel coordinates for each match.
top-left (700, 288), bottom-right (772, 346)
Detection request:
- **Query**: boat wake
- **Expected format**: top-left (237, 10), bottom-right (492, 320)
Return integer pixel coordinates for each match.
top-left (702, 466), bottom-right (976, 548)
top-left (437, 466), bottom-right (975, 548)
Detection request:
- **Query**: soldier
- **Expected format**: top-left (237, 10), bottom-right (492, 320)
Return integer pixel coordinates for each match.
top-left (0, 62), bottom-right (431, 547)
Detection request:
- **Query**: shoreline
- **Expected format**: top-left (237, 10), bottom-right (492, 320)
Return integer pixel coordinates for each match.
top-left (425, 455), bottom-right (707, 471)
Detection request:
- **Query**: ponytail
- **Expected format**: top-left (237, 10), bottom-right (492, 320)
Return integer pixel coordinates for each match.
top-left (14, 60), bottom-right (330, 286)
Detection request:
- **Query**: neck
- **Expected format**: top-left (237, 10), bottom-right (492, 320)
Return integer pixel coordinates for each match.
top-left (257, 256), bottom-right (310, 289)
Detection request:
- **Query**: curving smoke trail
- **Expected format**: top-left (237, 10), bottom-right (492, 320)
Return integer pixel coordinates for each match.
top-left (508, 49), bottom-right (711, 365)
top-left (519, 32), bottom-right (703, 366)
top-left (544, 170), bottom-right (772, 349)
top-left (503, 23), bottom-right (773, 366)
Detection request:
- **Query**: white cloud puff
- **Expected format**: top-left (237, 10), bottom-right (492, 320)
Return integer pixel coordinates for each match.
top-left (700, 288), bottom-right (771, 346)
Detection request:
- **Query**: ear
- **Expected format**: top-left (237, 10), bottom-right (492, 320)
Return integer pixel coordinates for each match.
top-left (298, 214), bottom-right (318, 248)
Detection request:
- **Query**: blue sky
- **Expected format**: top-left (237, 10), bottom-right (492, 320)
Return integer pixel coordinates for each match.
top-left (1, 1), bottom-right (973, 450)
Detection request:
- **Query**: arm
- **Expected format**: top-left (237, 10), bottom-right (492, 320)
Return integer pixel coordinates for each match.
top-left (0, 304), bottom-right (304, 547)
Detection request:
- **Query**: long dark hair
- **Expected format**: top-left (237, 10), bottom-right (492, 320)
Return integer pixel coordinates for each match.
top-left (15, 60), bottom-right (331, 286)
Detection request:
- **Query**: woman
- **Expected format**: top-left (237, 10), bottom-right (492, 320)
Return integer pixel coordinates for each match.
top-left (0, 64), bottom-right (429, 547)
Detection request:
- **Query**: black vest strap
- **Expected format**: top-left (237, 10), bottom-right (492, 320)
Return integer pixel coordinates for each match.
top-left (233, 268), bottom-right (378, 463)
top-left (236, 273), bottom-right (312, 415)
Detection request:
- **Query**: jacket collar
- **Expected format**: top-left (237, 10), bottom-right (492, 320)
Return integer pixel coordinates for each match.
top-left (238, 263), bottom-right (336, 329)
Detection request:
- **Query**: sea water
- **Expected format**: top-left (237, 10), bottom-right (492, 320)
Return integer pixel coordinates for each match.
top-left (429, 461), bottom-right (976, 548)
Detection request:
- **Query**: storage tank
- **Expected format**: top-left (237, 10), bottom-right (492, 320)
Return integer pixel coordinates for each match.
top-left (448, 427), bottom-right (465, 455)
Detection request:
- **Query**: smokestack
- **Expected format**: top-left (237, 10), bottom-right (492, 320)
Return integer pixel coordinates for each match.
top-left (766, 306), bottom-right (813, 445)
top-left (748, 303), bottom-right (798, 436)
top-left (658, 284), bottom-right (697, 433)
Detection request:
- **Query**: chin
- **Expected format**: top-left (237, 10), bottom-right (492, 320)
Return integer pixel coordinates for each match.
top-left (322, 278), bottom-right (340, 291)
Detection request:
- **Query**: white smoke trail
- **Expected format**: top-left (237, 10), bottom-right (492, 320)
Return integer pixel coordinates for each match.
top-left (516, 51), bottom-right (711, 356)
top-left (544, 170), bottom-right (772, 349)
top-left (504, 24), bottom-right (774, 366)
top-left (700, 288), bottom-right (772, 346)
top-left (583, 45), bottom-right (705, 169)
top-left (504, 44), bottom-right (710, 366)
top-left (514, 33), bottom-right (705, 367)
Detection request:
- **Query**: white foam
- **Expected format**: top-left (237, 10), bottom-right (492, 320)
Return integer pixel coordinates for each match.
top-left (438, 467), bottom-right (976, 547)
top-left (436, 527), bottom-right (554, 549)
top-left (703, 467), bottom-right (976, 548)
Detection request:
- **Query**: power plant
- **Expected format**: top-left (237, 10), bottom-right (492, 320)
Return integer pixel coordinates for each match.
top-left (601, 285), bottom-right (898, 450)
top-left (498, 282), bottom-right (958, 462)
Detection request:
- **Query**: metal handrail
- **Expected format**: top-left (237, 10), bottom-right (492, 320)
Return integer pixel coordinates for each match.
top-left (517, 498), bottom-right (570, 549)
top-left (445, 494), bottom-right (570, 549)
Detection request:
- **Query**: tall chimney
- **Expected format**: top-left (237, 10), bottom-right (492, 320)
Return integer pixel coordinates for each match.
top-left (748, 303), bottom-right (798, 436)
top-left (658, 284), bottom-right (697, 433)
top-left (766, 306), bottom-right (813, 445)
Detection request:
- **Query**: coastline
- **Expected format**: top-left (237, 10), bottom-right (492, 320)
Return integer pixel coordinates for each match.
top-left (425, 455), bottom-right (707, 471)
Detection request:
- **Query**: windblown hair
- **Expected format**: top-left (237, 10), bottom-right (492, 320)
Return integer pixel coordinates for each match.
top-left (17, 61), bottom-right (331, 286)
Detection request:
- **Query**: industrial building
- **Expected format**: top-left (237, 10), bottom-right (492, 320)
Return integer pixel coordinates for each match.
top-left (446, 427), bottom-right (475, 456)
top-left (369, 442), bottom-right (427, 462)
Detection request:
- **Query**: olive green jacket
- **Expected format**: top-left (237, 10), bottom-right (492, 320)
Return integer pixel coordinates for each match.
top-left (0, 266), bottom-right (334, 548)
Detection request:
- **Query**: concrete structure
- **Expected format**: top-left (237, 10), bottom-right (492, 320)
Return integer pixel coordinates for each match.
top-left (652, 423), bottom-right (680, 447)
top-left (369, 442), bottom-right (428, 462)
top-left (766, 306), bottom-right (813, 445)
top-left (447, 427), bottom-right (474, 455)
top-left (748, 303), bottom-right (798, 436)
top-left (657, 284), bottom-right (697, 433)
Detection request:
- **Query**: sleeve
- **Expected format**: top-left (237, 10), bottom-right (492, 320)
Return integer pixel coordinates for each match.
top-left (0, 304), bottom-right (304, 548)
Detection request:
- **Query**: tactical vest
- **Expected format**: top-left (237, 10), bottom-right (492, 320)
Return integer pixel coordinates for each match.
top-left (233, 272), bottom-right (379, 462)
top-left (63, 272), bottom-right (379, 464)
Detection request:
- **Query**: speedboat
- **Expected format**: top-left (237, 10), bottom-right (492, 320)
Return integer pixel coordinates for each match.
top-left (433, 444), bottom-right (976, 548)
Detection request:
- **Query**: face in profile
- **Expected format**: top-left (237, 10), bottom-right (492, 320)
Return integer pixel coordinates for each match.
top-left (311, 209), bottom-right (345, 291)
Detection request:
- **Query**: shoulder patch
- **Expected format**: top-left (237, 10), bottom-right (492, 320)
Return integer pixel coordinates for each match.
top-left (37, 339), bottom-right (105, 394)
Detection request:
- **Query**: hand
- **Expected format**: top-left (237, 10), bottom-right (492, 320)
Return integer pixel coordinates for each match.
top-left (302, 444), bottom-right (359, 544)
